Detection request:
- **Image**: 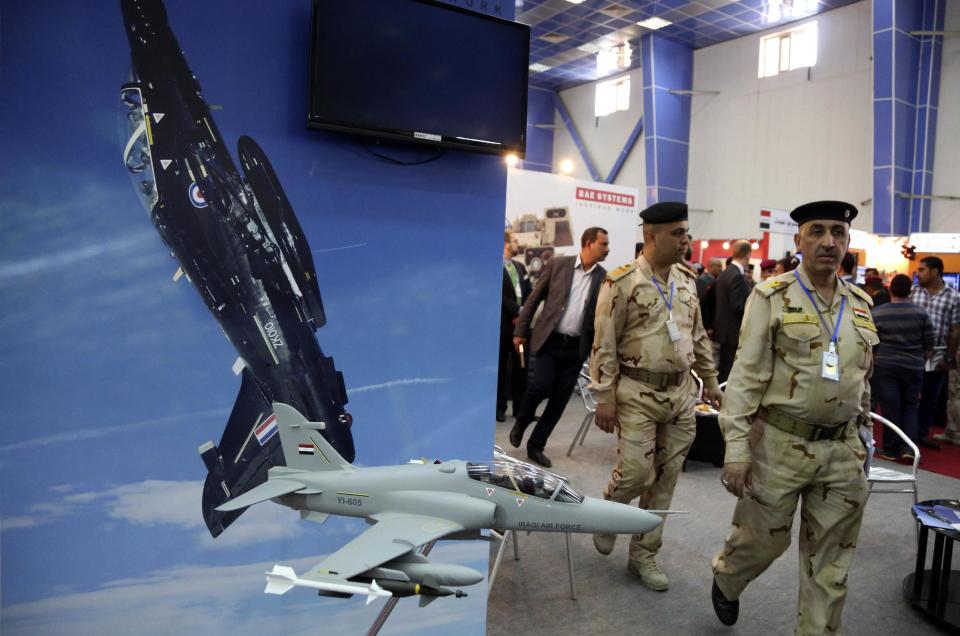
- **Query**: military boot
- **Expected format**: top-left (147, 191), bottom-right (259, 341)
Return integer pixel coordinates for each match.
top-left (593, 533), bottom-right (616, 555)
top-left (627, 559), bottom-right (669, 591)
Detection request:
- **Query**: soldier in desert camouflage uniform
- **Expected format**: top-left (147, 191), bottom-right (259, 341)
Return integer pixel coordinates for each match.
top-left (710, 201), bottom-right (877, 635)
top-left (590, 202), bottom-right (722, 591)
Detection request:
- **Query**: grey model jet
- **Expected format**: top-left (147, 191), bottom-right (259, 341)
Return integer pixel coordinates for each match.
top-left (210, 403), bottom-right (663, 606)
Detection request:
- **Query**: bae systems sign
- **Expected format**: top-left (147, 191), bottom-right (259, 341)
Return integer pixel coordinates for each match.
top-left (576, 187), bottom-right (636, 208)
top-left (506, 170), bottom-right (640, 272)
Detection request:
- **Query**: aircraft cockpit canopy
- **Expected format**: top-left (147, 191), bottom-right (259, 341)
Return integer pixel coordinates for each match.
top-left (118, 86), bottom-right (158, 214)
top-left (467, 450), bottom-right (584, 504)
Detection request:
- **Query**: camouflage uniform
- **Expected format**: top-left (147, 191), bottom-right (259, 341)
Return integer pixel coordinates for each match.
top-left (590, 256), bottom-right (718, 565)
top-left (712, 267), bottom-right (877, 635)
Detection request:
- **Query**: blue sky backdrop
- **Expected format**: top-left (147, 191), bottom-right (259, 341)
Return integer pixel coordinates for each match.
top-left (0, 1), bottom-right (509, 633)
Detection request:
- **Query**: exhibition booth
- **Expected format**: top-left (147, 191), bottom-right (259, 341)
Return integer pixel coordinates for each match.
top-left (2, 0), bottom-right (959, 635)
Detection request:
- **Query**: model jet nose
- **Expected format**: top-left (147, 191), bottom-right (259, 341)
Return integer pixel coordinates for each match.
top-left (577, 497), bottom-right (663, 534)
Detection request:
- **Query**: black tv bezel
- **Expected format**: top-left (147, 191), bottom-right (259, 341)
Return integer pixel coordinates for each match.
top-left (307, 0), bottom-right (530, 157)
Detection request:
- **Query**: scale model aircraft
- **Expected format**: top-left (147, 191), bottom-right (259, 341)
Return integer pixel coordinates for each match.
top-left (212, 403), bottom-right (664, 606)
top-left (117, 0), bottom-right (356, 538)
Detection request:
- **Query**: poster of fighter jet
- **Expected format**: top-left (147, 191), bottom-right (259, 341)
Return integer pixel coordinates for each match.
top-left (118, 0), bottom-right (355, 538)
top-left (0, 0), bottom-right (509, 634)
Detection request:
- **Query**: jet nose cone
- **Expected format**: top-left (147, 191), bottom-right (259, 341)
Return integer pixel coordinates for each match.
top-left (578, 497), bottom-right (663, 534)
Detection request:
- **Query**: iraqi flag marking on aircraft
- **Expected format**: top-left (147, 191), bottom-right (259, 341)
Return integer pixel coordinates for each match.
top-left (485, 487), bottom-right (494, 497)
top-left (298, 443), bottom-right (314, 455)
top-left (515, 497), bottom-right (525, 507)
top-left (254, 414), bottom-right (278, 446)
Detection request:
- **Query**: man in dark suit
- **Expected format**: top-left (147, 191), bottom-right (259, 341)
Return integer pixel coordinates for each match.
top-left (713, 240), bottom-right (752, 383)
top-left (498, 231), bottom-right (532, 421)
top-left (510, 227), bottom-right (610, 467)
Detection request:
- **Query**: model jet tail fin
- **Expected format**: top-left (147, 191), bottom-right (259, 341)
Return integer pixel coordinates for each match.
top-left (273, 402), bottom-right (350, 471)
top-left (215, 478), bottom-right (307, 512)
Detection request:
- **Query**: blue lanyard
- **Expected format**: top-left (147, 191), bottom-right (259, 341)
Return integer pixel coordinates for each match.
top-left (794, 271), bottom-right (845, 343)
top-left (652, 277), bottom-right (674, 313)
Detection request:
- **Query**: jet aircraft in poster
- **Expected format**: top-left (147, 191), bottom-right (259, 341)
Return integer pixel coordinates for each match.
top-left (117, 0), bottom-right (355, 537)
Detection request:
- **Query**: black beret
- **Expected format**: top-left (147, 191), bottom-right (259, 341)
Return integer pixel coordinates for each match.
top-left (789, 200), bottom-right (858, 225)
top-left (640, 201), bottom-right (688, 224)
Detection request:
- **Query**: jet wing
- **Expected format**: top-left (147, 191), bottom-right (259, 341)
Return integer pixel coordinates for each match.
top-left (302, 513), bottom-right (465, 582)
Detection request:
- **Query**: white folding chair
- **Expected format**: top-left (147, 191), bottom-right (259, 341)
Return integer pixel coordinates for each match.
top-left (566, 364), bottom-right (597, 457)
top-left (866, 412), bottom-right (920, 505)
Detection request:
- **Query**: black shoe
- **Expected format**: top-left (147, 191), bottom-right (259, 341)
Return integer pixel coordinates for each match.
top-left (711, 579), bottom-right (738, 626)
top-left (496, 410), bottom-right (506, 423)
top-left (509, 424), bottom-right (524, 448)
top-left (919, 437), bottom-right (942, 450)
top-left (527, 449), bottom-right (552, 468)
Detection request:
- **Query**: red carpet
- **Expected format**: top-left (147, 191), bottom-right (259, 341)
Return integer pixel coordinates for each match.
top-left (874, 423), bottom-right (960, 480)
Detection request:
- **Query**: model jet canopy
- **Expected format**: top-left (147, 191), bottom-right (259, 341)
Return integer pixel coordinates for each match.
top-left (467, 449), bottom-right (584, 504)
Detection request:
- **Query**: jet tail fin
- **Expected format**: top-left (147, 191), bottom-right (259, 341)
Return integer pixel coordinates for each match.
top-left (215, 478), bottom-right (307, 512)
top-left (274, 402), bottom-right (350, 471)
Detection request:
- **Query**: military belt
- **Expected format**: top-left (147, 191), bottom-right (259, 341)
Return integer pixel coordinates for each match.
top-left (758, 406), bottom-right (850, 442)
top-left (620, 365), bottom-right (685, 388)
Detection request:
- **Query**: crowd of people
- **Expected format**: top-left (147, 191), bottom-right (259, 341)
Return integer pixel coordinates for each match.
top-left (496, 200), bottom-right (960, 633)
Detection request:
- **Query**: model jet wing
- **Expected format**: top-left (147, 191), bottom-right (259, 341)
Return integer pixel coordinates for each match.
top-left (302, 513), bottom-right (466, 582)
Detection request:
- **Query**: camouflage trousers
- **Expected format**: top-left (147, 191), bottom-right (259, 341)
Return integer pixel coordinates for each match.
top-left (711, 416), bottom-right (869, 636)
top-left (602, 373), bottom-right (697, 564)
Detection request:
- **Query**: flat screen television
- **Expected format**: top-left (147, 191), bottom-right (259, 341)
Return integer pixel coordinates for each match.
top-left (308, 0), bottom-right (530, 156)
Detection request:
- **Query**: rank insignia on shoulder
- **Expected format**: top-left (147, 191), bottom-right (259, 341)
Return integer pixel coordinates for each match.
top-left (607, 261), bottom-right (637, 281)
top-left (783, 306), bottom-right (804, 314)
top-left (756, 275), bottom-right (794, 297)
top-left (846, 283), bottom-right (873, 305)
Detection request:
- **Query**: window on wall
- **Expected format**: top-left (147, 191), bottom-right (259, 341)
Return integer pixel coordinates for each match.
top-left (595, 76), bottom-right (630, 117)
top-left (758, 21), bottom-right (818, 78)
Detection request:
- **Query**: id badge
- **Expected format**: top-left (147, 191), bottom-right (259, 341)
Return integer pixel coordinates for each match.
top-left (821, 342), bottom-right (840, 381)
top-left (666, 318), bottom-right (681, 342)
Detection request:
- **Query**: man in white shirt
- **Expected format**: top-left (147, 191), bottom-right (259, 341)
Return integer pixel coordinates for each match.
top-left (510, 228), bottom-right (609, 467)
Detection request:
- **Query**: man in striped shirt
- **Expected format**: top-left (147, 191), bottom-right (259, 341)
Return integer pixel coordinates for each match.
top-left (872, 274), bottom-right (934, 460)
top-left (910, 256), bottom-right (960, 450)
